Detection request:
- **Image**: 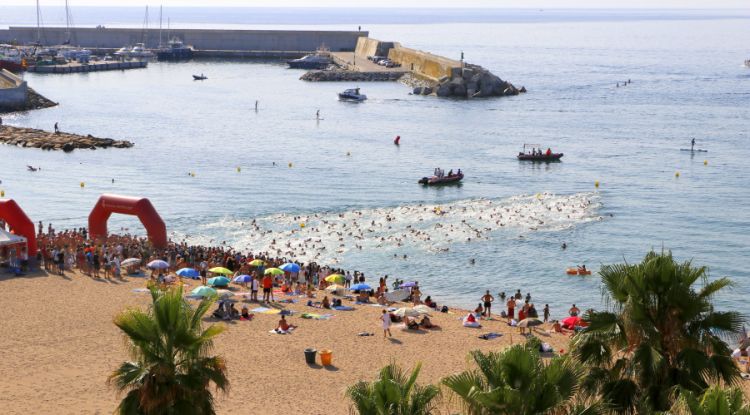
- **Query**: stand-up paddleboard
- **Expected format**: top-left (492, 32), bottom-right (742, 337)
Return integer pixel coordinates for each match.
top-left (680, 149), bottom-right (708, 152)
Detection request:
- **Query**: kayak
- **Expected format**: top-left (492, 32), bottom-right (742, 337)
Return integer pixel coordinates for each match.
top-left (517, 153), bottom-right (563, 161)
top-left (419, 173), bottom-right (463, 185)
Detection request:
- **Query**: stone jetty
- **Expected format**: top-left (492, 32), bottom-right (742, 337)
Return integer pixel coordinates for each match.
top-left (300, 70), bottom-right (404, 82)
top-left (413, 64), bottom-right (527, 98)
top-left (0, 125), bottom-right (133, 152)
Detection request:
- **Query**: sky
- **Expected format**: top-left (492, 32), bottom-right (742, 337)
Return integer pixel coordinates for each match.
top-left (4, 0), bottom-right (749, 8)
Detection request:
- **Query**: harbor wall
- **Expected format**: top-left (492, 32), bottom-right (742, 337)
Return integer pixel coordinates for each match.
top-left (0, 27), bottom-right (367, 52)
top-left (353, 37), bottom-right (461, 82)
top-left (0, 69), bottom-right (28, 108)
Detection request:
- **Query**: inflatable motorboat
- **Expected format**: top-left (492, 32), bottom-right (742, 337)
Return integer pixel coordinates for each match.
top-left (418, 172), bottom-right (463, 185)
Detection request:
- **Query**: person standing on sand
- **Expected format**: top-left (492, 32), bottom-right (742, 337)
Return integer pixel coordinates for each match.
top-left (506, 297), bottom-right (515, 322)
top-left (381, 309), bottom-right (392, 338)
top-left (481, 290), bottom-right (494, 318)
top-left (543, 304), bottom-right (550, 322)
top-left (54, 122), bottom-right (59, 133)
top-left (262, 274), bottom-right (273, 303)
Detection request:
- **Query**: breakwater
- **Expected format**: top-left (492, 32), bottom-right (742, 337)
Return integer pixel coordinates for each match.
top-left (1, 27), bottom-right (366, 52)
top-left (0, 125), bottom-right (133, 151)
top-left (300, 70), bottom-right (404, 82)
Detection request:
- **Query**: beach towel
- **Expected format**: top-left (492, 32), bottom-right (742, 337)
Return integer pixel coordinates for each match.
top-left (132, 288), bottom-right (150, 293)
top-left (301, 313), bottom-right (333, 320)
top-left (251, 307), bottom-right (282, 314)
top-left (269, 327), bottom-right (295, 335)
top-left (278, 298), bottom-right (297, 304)
top-left (333, 306), bottom-right (355, 311)
top-left (478, 332), bottom-right (502, 340)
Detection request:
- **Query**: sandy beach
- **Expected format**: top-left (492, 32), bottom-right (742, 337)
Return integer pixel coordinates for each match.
top-left (0, 268), bottom-right (573, 414)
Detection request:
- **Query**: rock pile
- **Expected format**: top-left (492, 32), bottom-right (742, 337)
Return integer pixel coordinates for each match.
top-left (0, 88), bottom-right (58, 113)
top-left (412, 64), bottom-right (526, 98)
top-left (301, 70), bottom-right (404, 82)
top-left (0, 125), bottom-right (134, 152)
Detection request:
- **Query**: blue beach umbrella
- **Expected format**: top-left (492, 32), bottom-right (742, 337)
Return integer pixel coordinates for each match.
top-left (279, 263), bottom-right (301, 273)
top-left (147, 260), bottom-right (169, 269)
top-left (177, 268), bottom-right (200, 278)
top-left (233, 274), bottom-right (253, 284)
top-left (207, 276), bottom-right (230, 287)
top-left (351, 283), bottom-right (372, 291)
top-left (399, 281), bottom-right (417, 288)
top-left (191, 286), bottom-right (217, 298)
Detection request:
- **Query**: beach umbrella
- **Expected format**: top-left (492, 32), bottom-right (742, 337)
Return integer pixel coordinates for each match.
top-left (208, 276), bottom-right (230, 287)
top-left (216, 289), bottom-right (235, 299)
top-left (413, 305), bottom-right (433, 315)
top-left (208, 267), bottom-right (233, 275)
top-left (264, 267), bottom-right (284, 276)
top-left (147, 260), bottom-right (170, 269)
top-left (518, 317), bottom-right (543, 328)
top-left (325, 274), bottom-right (345, 284)
top-left (350, 283), bottom-right (372, 291)
top-left (399, 281), bottom-right (417, 288)
top-left (393, 307), bottom-right (421, 318)
top-left (176, 268), bottom-right (199, 278)
top-left (562, 316), bottom-right (582, 329)
top-left (191, 286), bottom-right (217, 297)
top-left (248, 259), bottom-right (265, 266)
top-left (121, 258), bottom-right (141, 267)
top-left (325, 284), bottom-right (343, 292)
top-left (233, 274), bottom-right (253, 284)
top-left (279, 263), bottom-right (300, 273)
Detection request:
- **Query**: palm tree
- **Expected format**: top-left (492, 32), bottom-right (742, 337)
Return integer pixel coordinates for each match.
top-left (346, 362), bottom-right (440, 415)
top-left (572, 250), bottom-right (744, 413)
top-left (442, 341), bottom-right (599, 415)
top-left (109, 287), bottom-right (229, 414)
top-left (669, 385), bottom-right (750, 415)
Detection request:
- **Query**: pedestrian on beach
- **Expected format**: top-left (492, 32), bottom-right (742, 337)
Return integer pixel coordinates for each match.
top-left (54, 122), bottom-right (59, 133)
top-left (481, 290), bottom-right (494, 318)
top-left (543, 304), bottom-right (550, 322)
top-left (381, 309), bottom-right (392, 338)
top-left (262, 273), bottom-right (273, 303)
top-left (569, 304), bottom-right (580, 317)
top-left (251, 274), bottom-right (259, 302)
top-left (506, 297), bottom-right (515, 321)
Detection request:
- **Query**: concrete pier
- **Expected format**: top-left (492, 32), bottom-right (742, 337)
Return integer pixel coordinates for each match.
top-left (27, 60), bottom-right (147, 74)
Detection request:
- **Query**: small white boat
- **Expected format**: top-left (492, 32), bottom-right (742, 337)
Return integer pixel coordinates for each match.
top-left (338, 87), bottom-right (367, 102)
top-left (128, 43), bottom-right (154, 59)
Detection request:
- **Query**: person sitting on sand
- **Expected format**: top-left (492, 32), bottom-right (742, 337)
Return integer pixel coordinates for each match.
top-left (277, 315), bottom-right (296, 332)
top-left (420, 315), bottom-right (435, 329)
top-left (321, 296), bottom-right (331, 309)
top-left (240, 306), bottom-right (252, 320)
top-left (474, 303), bottom-right (484, 317)
top-left (377, 293), bottom-right (387, 305)
top-left (357, 291), bottom-right (370, 303)
top-left (405, 316), bottom-right (420, 330)
top-left (424, 296), bottom-right (436, 309)
top-left (228, 303), bottom-right (239, 319)
top-left (463, 313), bottom-right (481, 328)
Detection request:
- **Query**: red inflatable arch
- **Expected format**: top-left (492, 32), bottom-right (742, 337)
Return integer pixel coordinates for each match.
top-left (88, 194), bottom-right (167, 249)
top-left (0, 199), bottom-right (37, 257)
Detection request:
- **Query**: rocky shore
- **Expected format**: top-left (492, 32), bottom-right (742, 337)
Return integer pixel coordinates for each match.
top-left (0, 125), bottom-right (134, 151)
top-left (300, 70), bottom-right (405, 82)
top-left (0, 88), bottom-right (58, 113)
top-left (412, 64), bottom-right (526, 98)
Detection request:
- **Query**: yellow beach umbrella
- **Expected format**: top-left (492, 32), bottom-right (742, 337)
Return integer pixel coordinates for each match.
top-left (248, 259), bottom-right (265, 267)
top-left (325, 274), bottom-right (345, 284)
top-left (208, 267), bottom-right (233, 275)
top-left (264, 267), bottom-right (284, 276)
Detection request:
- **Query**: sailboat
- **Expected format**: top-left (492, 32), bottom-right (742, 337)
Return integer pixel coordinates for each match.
top-left (114, 6), bottom-right (154, 59)
top-left (156, 7), bottom-right (193, 61)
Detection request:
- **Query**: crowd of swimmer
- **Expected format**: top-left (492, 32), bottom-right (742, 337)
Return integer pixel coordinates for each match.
top-left (190, 192), bottom-right (601, 265)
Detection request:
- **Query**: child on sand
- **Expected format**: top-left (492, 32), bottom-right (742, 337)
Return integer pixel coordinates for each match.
top-left (380, 309), bottom-right (392, 338)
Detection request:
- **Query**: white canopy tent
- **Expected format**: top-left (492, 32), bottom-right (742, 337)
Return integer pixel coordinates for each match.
top-left (0, 228), bottom-right (27, 248)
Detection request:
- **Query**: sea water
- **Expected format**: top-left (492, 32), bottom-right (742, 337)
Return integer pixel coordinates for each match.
top-left (1, 9), bottom-right (749, 314)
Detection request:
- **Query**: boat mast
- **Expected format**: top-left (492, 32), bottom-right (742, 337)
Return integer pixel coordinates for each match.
top-left (142, 5), bottom-right (149, 46)
top-left (159, 5), bottom-right (163, 47)
top-left (64, 0), bottom-right (70, 44)
top-left (35, 0), bottom-right (41, 45)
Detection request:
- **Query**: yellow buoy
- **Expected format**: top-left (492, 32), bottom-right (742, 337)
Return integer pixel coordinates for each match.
top-left (80, 182), bottom-right (85, 188)
top-left (536, 193), bottom-right (541, 200)
top-left (288, 162), bottom-right (293, 168)
top-left (236, 167), bottom-right (241, 173)
top-left (704, 160), bottom-right (708, 166)
top-left (594, 180), bottom-right (600, 188)
top-left (0, 190), bottom-right (4, 197)
top-left (675, 171), bottom-right (680, 178)
top-left (300, 223), bottom-right (306, 228)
